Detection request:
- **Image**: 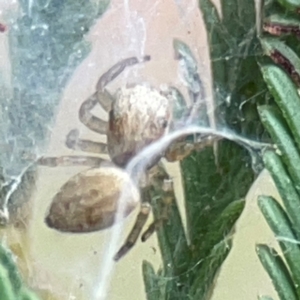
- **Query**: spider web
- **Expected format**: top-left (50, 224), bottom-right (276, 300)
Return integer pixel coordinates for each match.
top-left (0, 1), bottom-right (276, 300)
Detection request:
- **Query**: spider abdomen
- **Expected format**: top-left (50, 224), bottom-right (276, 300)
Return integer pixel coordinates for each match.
top-left (45, 167), bottom-right (139, 233)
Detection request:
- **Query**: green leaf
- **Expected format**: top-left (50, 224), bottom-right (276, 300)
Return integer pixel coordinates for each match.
top-left (199, 0), bottom-right (227, 100)
top-left (258, 195), bottom-right (300, 294)
top-left (264, 13), bottom-right (300, 34)
top-left (173, 39), bottom-right (207, 124)
top-left (190, 239), bottom-right (232, 298)
top-left (0, 264), bottom-right (15, 300)
top-left (275, 0), bottom-right (300, 11)
top-left (0, 242), bottom-right (22, 294)
top-left (263, 151), bottom-right (300, 236)
top-left (256, 244), bottom-right (298, 300)
top-left (258, 105), bottom-right (300, 192)
top-left (0, 241), bottom-right (41, 299)
top-left (173, 39), bottom-right (203, 96)
top-left (181, 140), bottom-right (252, 299)
top-left (19, 288), bottom-right (41, 300)
top-left (260, 38), bottom-right (300, 86)
top-left (142, 261), bottom-right (165, 300)
top-left (221, 0), bottom-right (256, 47)
top-left (144, 1), bottom-right (264, 299)
top-left (257, 1), bottom-right (300, 299)
top-left (261, 65), bottom-right (300, 149)
top-left (200, 0), bottom-right (264, 135)
top-left (182, 140), bottom-right (253, 250)
top-left (150, 183), bottom-right (190, 298)
top-left (166, 87), bottom-right (189, 121)
top-left (259, 296), bottom-right (275, 300)
top-left (199, 199), bottom-right (245, 256)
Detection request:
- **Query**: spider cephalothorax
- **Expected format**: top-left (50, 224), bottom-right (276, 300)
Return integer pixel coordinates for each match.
top-left (107, 85), bottom-right (172, 166)
top-left (39, 42), bottom-right (212, 261)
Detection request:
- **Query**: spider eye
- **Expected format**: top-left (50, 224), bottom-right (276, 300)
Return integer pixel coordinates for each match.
top-left (162, 120), bottom-right (168, 128)
top-left (158, 118), bottom-right (168, 129)
top-left (109, 110), bottom-right (115, 131)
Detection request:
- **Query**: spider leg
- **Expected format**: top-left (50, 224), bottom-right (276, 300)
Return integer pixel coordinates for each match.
top-left (65, 129), bottom-right (108, 154)
top-left (141, 166), bottom-right (175, 242)
top-left (113, 187), bottom-right (152, 261)
top-left (96, 56), bottom-right (151, 111)
top-left (165, 135), bottom-right (221, 162)
top-left (38, 155), bottom-right (108, 168)
top-left (79, 56), bottom-right (151, 133)
top-left (96, 56), bottom-right (151, 90)
top-left (79, 92), bottom-right (108, 135)
top-left (96, 89), bottom-right (114, 113)
top-left (114, 164), bottom-right (174, 261)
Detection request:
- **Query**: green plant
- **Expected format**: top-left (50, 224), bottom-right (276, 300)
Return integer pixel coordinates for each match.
top-left (0, 241), bottom-right (41, 300)
top-left (255, 0), bottom-right (300, 299)
top-left (143, 1), bottom-right (268, 299)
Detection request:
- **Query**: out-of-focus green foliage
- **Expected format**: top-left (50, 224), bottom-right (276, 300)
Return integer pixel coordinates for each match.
top-left (0, 241), bottom-right (41, 300)
top-left (0, 1), bottom-right (110, 298)
top-left (0, 0), bottom-right (109, 224)
top-left (1, 0), bottom-right (109, 176)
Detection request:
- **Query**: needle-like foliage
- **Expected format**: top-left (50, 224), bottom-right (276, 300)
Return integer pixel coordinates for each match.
top-left (143, 1), bottom-right (268, 299)
top-left (256, 1), bottom-right (300, 299)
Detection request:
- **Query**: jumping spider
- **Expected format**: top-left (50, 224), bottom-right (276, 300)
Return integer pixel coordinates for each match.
top-left (39, 40), bottom-right (214, 261)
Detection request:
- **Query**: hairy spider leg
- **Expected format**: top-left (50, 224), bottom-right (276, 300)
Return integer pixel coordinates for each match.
top-left (165, 134), bottom-right (220, 162)
top-left (65, 129), bottom-right (108, 154)
top-left (96, 56), bottom-right (151, 91)
top-left (79, 56), bottom-right (151, 135)
top-left (79, 92), bottom-right (108, 135)
top-left (38, 155), bottom-right (108, 168)
top-left (66, 56), bottom-right (151, 154)
top-left (114, 164), bottom-right (174, 261)
top-left (114, 187), bottom-right (152, 261)
top-left (141, 174), bottom-right (174, 242)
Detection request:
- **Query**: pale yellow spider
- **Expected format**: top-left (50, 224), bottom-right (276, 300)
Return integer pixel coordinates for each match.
top-left (38, 40), bottom-right (213, 261)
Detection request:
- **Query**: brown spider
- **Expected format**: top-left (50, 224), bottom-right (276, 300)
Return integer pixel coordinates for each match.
top-left (39, 42), bottom-right (214, 261)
